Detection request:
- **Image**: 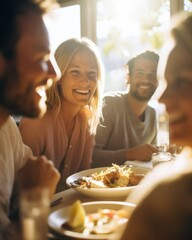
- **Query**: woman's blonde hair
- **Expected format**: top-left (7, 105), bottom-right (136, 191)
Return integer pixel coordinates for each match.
top-left (46, 37), bottom-right (105, 134)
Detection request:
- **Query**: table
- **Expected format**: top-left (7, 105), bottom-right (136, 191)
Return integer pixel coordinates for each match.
top-left (51, 188), bottom-right (127, 211)
top-left (48, 163), bottom-right (151, 239)
top-left (51, 189), bottom-right (94, 211)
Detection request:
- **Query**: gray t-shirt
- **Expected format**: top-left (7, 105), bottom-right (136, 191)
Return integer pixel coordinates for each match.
top-left (92, 91), bottom-right (157, 167)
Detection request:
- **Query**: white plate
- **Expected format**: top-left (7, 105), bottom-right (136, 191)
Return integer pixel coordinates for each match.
top-left (48, 201), bottom-right (135, 240)
top-left (66, 166), bottom-right (150, 200)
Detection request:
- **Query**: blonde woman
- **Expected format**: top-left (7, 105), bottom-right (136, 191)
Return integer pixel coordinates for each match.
top-left (19, 37), bottom-right (104, 191)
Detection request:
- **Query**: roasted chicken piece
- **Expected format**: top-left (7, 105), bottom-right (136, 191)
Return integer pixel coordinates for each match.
top-left (103, 169), bottom-right (120, 185)
top-left (129, 173), bottom-right (145, 186)
top-left (115, 174), bottom-right (129, 187)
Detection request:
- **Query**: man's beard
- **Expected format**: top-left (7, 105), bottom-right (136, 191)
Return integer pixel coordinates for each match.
top-left (0, 64), bottom-right (43, 118)
top-left (130, 86), bottom-right (156, 102)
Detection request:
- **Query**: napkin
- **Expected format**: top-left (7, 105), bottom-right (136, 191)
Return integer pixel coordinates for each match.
top-left (124, 160), bottom-right (152, 169)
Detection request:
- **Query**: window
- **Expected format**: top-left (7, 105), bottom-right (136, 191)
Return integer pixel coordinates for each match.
top-left (184, 0), bottom-right (192, 13)
top-left (45, 0), bottom-right (191, 92)
top-left (44, 4), bottom-right (81, 51)
top-left (96, 0), bottom-right (170, 91)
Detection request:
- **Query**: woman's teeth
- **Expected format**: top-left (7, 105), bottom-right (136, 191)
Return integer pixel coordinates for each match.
top-left (74, 89), bottom-right (90, 94)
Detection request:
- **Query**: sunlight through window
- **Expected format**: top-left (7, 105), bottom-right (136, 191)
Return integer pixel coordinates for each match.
top-left (96, 0), bottom-right (170, 91)
top-left (44, 5), bottom-right (81, 52)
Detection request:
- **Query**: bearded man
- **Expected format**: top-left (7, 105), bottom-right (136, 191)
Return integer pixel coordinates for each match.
top-left (92, 51), bottom-right (159, 167)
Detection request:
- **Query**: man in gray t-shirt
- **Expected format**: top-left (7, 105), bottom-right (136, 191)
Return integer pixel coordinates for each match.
top-left (92, 51), bottom-right (159, 167)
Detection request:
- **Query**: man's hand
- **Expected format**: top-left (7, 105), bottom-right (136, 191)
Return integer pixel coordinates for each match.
top-left (125, 144), bottom-right (158, 162)
top-left (17, 156), bottom-right (60, 197)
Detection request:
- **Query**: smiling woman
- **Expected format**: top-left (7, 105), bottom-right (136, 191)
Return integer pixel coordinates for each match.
top-left (19, 37), bottom-right (105, 192)
top-left (57, 48), bottom-right (98, 111)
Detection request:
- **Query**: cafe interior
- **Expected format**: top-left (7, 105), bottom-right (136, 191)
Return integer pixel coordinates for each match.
top-left (1, 0), bottom-right (192, 240)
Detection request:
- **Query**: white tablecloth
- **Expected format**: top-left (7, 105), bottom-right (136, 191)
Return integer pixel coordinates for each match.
top-left (124, 160), bottom-right (152, 169)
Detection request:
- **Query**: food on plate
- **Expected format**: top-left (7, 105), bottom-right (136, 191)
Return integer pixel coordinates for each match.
top-left (70, 164), bottom-right (145, 188)
top-left (62, 200), bottom-right (128, 235)
top-left (129, 173), bottom-right (145, 186)
top-left (67, 200), bottom-right (86, 228)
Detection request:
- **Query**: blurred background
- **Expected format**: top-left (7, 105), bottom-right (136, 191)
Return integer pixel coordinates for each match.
top-left (43, 0), bottom-right (192, 144)
top-left (45, 0), bottom-right (192, 92)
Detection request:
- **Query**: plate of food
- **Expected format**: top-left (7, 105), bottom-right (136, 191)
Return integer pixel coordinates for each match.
top-left (48, 200), bottom-right (135, 240)
top-left (66, 164), bottom-right (150, 200)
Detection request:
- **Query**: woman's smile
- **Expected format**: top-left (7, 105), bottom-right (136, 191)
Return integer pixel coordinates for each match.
top-left (73, 89), bottom-right (91, 95)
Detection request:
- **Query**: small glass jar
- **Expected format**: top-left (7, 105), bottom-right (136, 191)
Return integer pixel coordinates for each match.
top-left (152, 152), bottom-right (172, 167)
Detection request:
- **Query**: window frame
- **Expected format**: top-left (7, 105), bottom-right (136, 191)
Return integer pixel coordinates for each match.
top-left (57, 0), bottom-right (186, 42)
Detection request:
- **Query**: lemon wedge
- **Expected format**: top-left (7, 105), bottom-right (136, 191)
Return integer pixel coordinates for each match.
top-left (68, 200), bottom-right (86, 228)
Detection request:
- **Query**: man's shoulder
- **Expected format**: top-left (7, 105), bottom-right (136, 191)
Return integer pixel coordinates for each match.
top-left (104, 90), bottom-right (127, 103)
top-left (0, 116), bottom-right (17, 133)
top-left (146, 104), bottom-right (156, 115)
top-left (0, 116), bottom-right (21, 148)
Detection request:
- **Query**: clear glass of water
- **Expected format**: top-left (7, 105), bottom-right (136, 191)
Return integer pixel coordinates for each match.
top-left (152, 152), bottom-right (172, 167)
top-left (19, 188), bottom-right (50, 240)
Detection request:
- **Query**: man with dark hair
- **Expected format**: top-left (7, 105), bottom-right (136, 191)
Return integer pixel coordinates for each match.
top-left (127, 51), bottom-right (159, 81)
top-left (0, 0), bottom-right (59, 120)
top-left (0, 0), bottom-right (60, 236)
top-left (92, 51), bottom-right (158, 168)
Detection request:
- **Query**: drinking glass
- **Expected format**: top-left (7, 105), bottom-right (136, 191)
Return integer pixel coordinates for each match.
top-left (20, 188), bottom-right (50, 240)
top-left (152, 152), bottom-right (172, 167)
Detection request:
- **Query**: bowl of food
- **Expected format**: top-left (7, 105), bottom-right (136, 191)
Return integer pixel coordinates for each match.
top-left (66, 164), bottom-right (150, 200)
top-left (48, 200), bottom-right (135, 239)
